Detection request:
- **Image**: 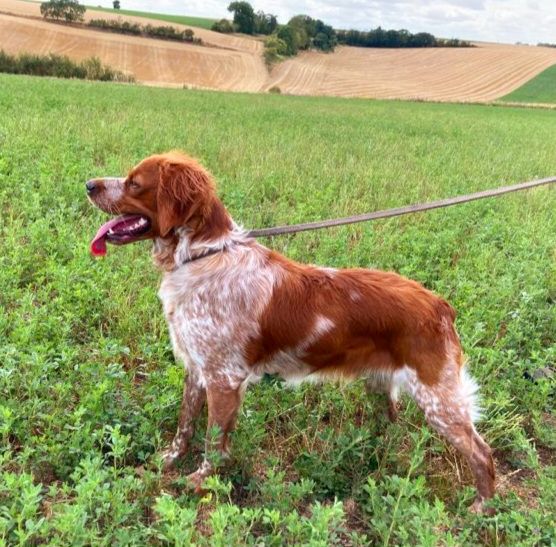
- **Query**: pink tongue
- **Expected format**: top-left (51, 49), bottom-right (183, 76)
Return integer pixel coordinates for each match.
top-left (90, 216), bottom-right (130, 257)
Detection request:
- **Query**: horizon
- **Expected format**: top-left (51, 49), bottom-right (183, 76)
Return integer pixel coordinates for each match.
top-left (87, 0), bottom-right (555, 45)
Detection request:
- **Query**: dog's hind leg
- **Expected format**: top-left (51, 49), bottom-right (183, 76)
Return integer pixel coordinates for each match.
top-left (402, 365), bottom-right (495, 513)
top-left (161, 366), bottom-right (206, 470)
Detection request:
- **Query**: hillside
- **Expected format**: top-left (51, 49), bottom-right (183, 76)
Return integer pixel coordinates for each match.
top-left (266, 43), bottom-right (556, 102)
top-left (83, 5), bottom-right (216, 30)
top-left (0, 0), bottom-right (262, 53)
top-left (0, 13), bottom-right (267, 90)
top-left (1, 0), bottom-right (556, 101)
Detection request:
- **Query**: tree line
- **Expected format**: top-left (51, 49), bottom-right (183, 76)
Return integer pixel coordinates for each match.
top-left (88, 19), bottom-right (200, 43)
top-left (216, 2), bottom-right (337, 63)
top-left (336, 28), bottom-right (471, 48)
top-left (213, 1), bottom-right (472, 64)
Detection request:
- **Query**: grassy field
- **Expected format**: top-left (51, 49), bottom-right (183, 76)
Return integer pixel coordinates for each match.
top-left (501, 63), bottom-right (556, 104)
top-left (0, 74), bottom-right (555, 545)
top-left (84, 5), bottom-right (217, 29)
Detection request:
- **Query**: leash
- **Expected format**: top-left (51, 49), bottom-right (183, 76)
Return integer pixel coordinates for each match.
top-left (246, 176), bottom-right (556, 238)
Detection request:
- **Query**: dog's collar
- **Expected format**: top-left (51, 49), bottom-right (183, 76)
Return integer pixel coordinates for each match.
top-left (172, 236), bottom-right (250, 271)
top-left (178, 246), bottom-right (227, 268)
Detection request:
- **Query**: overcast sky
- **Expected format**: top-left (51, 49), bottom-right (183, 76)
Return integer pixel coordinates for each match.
top-left (97, 0), bottom-right (556, 44)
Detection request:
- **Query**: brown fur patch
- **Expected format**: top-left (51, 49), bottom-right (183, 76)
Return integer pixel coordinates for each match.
top-left (246, 251), bottom-right (457, 385)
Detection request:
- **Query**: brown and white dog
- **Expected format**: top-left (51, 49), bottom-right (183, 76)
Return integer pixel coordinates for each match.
top-left (87, 151), bottom-right (495, 512)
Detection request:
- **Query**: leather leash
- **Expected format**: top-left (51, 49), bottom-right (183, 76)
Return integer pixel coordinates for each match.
top-left (246, 176), bottom-right (556, 238)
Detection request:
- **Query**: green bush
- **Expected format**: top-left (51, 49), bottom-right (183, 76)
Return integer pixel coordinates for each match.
top-left (211, 18), bottom-right (235, 33)
top-left (0, 50), bottom-right (134, 82)
top-left (88, 18), bottom-right (200, 43)
top-left (88, 18), bottom-right (142, 35)
top-left (263, 35), bottom-right (288, 65)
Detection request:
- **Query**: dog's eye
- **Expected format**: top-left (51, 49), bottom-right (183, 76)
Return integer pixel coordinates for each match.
top-left (129, 180), bottom-right (140, 190)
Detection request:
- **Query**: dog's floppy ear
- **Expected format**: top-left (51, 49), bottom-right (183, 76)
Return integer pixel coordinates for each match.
top-left (157, 155), bottom-right (215, 238)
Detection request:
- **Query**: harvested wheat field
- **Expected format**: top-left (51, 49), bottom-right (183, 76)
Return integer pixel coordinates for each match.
top-left (0, 13), bottom-right (267, 91)
top-left (0, 0), bottom-right (262, 53)
top-left (1, 0), bottom-right (556, 101)
top-left (266, 45), bottom-right (556, 102)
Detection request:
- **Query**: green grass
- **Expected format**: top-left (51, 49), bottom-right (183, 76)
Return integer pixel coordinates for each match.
top-left (0, 74), bottom-right (555, 545)
top-left (84, 5), bottom-right (217, 29)
top-left (501, 63), bottom-right (556, 104)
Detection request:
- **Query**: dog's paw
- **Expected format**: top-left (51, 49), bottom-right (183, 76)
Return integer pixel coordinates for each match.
top-left (160, 447), bottom-right (182, 471)
top-left (387, 399), bottom-right (401, 422)
top-left (185, 461), bottom-right (213, 495)
top-left (185, 470), bottom-right (208, 495)
top-left (469, 497), bottom-right (495, 516)
top-left (160, 436), bottom-right (191, 471)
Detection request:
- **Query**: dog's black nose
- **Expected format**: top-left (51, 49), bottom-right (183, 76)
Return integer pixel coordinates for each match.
top-left (86, 180), bottom-right (97, 195)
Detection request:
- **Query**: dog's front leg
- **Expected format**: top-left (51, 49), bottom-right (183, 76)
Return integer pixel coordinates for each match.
top-left (161, 366), bottom-right (206, 470)
top-left (186, 380), bottom-right (244, 493)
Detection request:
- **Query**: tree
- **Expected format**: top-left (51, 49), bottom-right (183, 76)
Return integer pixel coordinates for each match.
top-left (113, 0), bottom-right (120, 9)
top-left (227, 1), bottom-right (255, 34)
top-left (276, 25), bottom-right (298, 55)
top-left (313, 19), bottom-right (336, 51)
top-left (40, 0), bottom-right (86, 22)
top-left (409, 32), bottom-right (436, 47)
top-left (284, 15), bottom-right (336, 52)
top-left (254, 11), bottom-right (277, 35)
top-left (287, 15), bottom-right (313, 50)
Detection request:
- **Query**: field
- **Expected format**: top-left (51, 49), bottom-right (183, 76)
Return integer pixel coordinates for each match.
top-left (83, 5), bottom-right (216, 29)
top-left (2, 0), bottom-right (556, 101)
top-left (0, 13), bottom-right (267, 90)
top-left (266, 43), bottom-right (556, 102)
top-left (1, 73), bottom-right (555, 544)
top-left (501, 63), bottom-right (556, 104)
top-left (0, 0), bottom-right (262, 53)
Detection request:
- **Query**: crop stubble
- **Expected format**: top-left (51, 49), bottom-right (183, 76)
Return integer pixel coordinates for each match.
top-left (1, 0), bottom-right (555, 101)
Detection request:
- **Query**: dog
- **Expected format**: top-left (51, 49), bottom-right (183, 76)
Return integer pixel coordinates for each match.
top-left (87, 151), bottom-right (495, 513)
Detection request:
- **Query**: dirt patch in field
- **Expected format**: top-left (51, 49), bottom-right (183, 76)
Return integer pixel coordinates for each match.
top-left (1, 0), bottom-right (556, 101)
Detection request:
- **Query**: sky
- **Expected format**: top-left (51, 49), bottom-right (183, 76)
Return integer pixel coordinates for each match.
top-left (95, 0), bottom-right (556, 44)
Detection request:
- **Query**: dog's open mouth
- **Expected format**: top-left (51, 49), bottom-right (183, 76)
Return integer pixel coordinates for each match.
top-left (90, 215), bottom-right (151, 256)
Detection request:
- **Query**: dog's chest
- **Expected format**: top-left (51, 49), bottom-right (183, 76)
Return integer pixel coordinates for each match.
top-left (158, 262), bottom-right (274, 366)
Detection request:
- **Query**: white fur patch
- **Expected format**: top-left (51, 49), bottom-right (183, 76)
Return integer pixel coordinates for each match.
top-left (397, 364), bottom-right (482, 428)
top-left (103, 177), bottom-right (125, 202)
top-left (298, 315), bottom-right (335, 353)
top-left (159, 233), bottom-right (277, 390)
top-left (390, 368), bottom-right (410, 402)
top-left (459, 367), bottom-right (481, 423)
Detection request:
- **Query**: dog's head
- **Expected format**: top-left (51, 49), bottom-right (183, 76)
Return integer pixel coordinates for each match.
top-left (87, 151), bottom-right (222, 256)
